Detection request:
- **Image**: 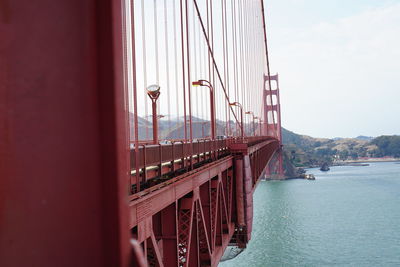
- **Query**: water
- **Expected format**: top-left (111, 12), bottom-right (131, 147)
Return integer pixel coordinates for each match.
top-left (221, 162), bottom-right (400, 267)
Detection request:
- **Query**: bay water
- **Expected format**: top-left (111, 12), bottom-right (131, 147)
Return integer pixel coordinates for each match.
top-left (221, 162), bottom-right (400, 266)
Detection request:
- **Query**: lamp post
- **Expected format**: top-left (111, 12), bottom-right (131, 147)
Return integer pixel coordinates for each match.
top-left (147, 84), bottom-right (161, 144)
top-left (229, 102), bottom-right (244, 138)
top-left (245, 111), bottom-right (256, 137)
top-left (192, 80), bottom-right (215, 140)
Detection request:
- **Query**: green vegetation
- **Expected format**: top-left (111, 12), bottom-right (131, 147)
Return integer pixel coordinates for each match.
top-left (371, 135), bottom-right (400, 157)
top-left (282, 128), bottom-right (399, 167)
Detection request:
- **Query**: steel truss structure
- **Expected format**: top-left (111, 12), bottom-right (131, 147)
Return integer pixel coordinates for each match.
top-left (130, 138), bottom-right (280, 266)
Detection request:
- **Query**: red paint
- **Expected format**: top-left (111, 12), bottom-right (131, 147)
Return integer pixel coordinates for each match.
top-left (1, 0), bottom-right (283, 266)
top-left (129, 138), bottom-right (280, 265)
top-left (0, 0), bottom-right (130, 266)
top-left (264, 74), bottom-right (284, 177)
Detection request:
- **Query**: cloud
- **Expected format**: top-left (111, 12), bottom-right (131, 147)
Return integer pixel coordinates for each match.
top-left (270, 3), bottom-right (400, 138)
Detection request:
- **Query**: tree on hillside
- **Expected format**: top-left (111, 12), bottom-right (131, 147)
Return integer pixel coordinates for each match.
top-left (339, 150), bottom-right (349, 160)
top-left (371, 135), bottom-right (400, 157)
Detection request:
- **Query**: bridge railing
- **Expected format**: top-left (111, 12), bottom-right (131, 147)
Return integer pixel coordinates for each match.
top-left (129, 136), bottom-right (273, 194)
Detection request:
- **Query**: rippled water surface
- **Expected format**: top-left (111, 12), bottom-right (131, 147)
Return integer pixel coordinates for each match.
top-left (221, 162), bottom-right (400, 267)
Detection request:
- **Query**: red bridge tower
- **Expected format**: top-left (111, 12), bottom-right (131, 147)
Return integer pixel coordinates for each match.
top-left (263, 74), bottom-right (285, 179)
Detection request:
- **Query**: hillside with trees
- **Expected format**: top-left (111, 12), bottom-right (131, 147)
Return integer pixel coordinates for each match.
top-left (282, 128), bottom-right (399, 168)
top-left (370, 135), bottom-right (400, 157)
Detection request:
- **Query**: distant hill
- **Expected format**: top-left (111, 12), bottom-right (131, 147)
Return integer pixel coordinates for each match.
top-left (131, 114), bottom-right (253, 140)
top-left (355, 135), bottom-right (374, 141)
top-left (282, 128), bottom-right (329, 148)
top-left (282, 127), bottom-right (399, 167)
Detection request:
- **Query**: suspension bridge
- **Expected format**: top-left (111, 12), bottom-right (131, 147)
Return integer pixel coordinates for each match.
top-left (1, 0), bottom-right (284, 266)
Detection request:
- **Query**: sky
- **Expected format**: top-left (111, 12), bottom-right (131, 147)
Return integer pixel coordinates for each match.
top-left (264, 0), bottom-right (400, 138)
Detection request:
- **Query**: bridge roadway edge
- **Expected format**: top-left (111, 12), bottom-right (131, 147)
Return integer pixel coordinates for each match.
top-left (129, 156), bottom-right (233, 227)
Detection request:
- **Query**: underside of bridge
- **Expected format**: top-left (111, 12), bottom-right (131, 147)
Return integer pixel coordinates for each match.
top-left (0, 0), bottom-right (283, 266)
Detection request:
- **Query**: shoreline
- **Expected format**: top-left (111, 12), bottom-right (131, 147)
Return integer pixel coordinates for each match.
top-left (302, 158), bottom-right (400, 170)
top-left (335, 158), bottom-right (400, 164)
top-left (340, 158), bottom-right (400, 163)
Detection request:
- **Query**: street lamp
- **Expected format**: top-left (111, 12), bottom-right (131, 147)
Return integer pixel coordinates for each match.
top-left (245, 111), bottom-right (256, 137)
top-left (192, 80), bottom-right (215, 140)
top-left (229, 102), bottom-right (244, 138)
top-left (147, 84), bottom-right (161, 144)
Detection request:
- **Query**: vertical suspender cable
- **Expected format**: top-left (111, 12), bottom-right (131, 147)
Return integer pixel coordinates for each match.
top-left (173, 0), bottom-right (180, 127)
top-left (260, 0), bottom-right (276, 134)
top-left (192, 3), bottom-right (199, 122)
top-left (130, 0), bottom-right (140, 192)
top-left (180, 0), bottom-right (188, 142)
top-left (141, 0), bottom-right (149, 140)
top-left (154, 0), bottom-right (160, 85)
top-left (185, 0), bottom-right (193, 170)
top-left (154, 0), bottom-right (160, 119)
top-left (243, 0), bottom-right (248, 133)
top-left (224, 0), bottom-right (231, 136)
top-left (206, 0), bottom-right (211, 132)
top-left (163, 0), bottom-right (171, 132)
top-left (122, 0), bottom-right (131, 190)
top-left (232, 0), bottom-right (239, 135)
top-left (185, 0), bottom-right (193, 141)
top-left (221, 0), bottom-right (227, 135)
top-left (199, 10), bottom-right (205, 123)
top-left (210, 0), bottom-right (216, 134)
top-left (239, 0), bottom-right (245, 134)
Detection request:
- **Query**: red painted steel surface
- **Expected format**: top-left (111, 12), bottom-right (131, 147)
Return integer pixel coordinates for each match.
top-left (129, 138), bottom-right (280, 266)
top-left (264, 74), bottom-right (284, 177)
top-left (129, 136), bottom-right (271, 194)
top-left (0, 0), bottom-right (131, 266)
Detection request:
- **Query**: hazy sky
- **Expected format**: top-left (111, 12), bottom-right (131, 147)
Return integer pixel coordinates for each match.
top-left (265, 0), bottom-right (400, 138)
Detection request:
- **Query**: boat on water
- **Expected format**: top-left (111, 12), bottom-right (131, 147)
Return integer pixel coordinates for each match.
top-left (297, 173), bottom-right (316, 180)
top-left (320, 163), bottom-right (330, 171)
top-left (305, 174), bottom-right (315, 180)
